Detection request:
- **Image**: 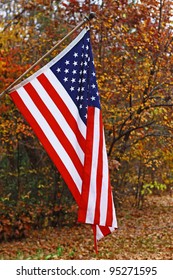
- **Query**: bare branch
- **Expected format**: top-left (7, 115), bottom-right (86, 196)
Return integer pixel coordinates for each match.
top-left (151, 103), bottom-right (173, 108)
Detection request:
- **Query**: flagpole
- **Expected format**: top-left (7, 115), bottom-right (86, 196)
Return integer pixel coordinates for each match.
top-left (0, 13), bottom-right (95, 98)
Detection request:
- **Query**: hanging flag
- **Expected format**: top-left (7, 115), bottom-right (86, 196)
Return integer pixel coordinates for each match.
top-left (10, 27), bottom-right (117, 247)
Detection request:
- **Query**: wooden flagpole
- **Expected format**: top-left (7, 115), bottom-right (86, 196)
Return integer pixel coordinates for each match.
top-left (0, 13), bottom-right (95, 98)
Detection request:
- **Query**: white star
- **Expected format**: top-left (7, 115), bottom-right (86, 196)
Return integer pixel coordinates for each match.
top-left (82, 78), bottom-right (86, 83)
top-left (91, 96), bottom-right (96, 101)
top-left (84, 61), bottom-right (88, 66)
top-left (79, 104), bottom-right (83, 109)
top-left (64, 69), bottom-right (69, 73)
top-left (71, 78), bottom-right (76, 83)
top-left (63, 77), bottom-right (68, 82)
top-left (73, 61), bottom-right (78, 66)
top-left (80, 96), bottom-right (84, 100)
top-left (74, 52), bottom-right (78, 57)
top-left (81, 87), bottom-right (85, 92)
top-left (92, 72), bottom-right (96, 76)
top-left (76, 96), bottom-right (79, 100)
top-left (72, 70), bottom-right (77, 74)
top-left (86, 45), bottom-right (89, 50)
top-left (56, 68), bottom-right (61, 72)
top-left (91, 84), bottom-right (96, 89)
top-left (70, 86), bottom-right (74, 91)
top-left (83, 70), bottom-right (87, 75)
top-left (65, 60), bottom-right (70, 65)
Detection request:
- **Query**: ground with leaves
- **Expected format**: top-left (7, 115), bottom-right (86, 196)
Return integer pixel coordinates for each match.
top-left (0, 195), bottom-right (172, 260)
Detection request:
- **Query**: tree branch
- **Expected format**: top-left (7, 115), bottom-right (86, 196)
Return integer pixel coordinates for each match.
top-left (151, 103), bottom-right (173, 108)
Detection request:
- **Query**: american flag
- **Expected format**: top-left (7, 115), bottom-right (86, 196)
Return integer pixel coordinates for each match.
top-left (10, 28), bottom-right (117, 247)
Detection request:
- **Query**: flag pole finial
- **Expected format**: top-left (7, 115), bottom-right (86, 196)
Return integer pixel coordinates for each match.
top-left (0, 13), bottom-right (95, 99)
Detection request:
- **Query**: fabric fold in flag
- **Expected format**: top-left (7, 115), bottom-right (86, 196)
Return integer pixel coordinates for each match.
top-left (10, 27), bottom-right (117, 247)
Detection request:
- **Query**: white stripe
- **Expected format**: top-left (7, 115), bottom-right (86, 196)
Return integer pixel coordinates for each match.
top-left (30, 77), bottom-right (85, 164)
top-left (45, 69), bottom-right (86, 138)
top-left (99, 131), bottom-right (109, 226)
top-left (96, 225), bottom-right (103, 240)
top-left (85, 108), bottom-right (100, 224)
top-left (96, 226), bottom-right (115, 241)
top-left (112, 198), bottom-right (118, 227)
top-left (99, 133), bottom-right (117, 227)
top-left (17, 87), bottom-right (82, 192)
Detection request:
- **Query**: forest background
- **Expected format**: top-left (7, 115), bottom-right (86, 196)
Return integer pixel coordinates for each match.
top-left (0, 0), bottom-right (173, 259)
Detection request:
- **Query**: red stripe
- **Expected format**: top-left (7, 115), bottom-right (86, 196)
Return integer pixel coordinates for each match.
top-left (24, 82), bottom-right (84, 180)
top-left (77, 107), bottom-right (95, 222)
top-left (10, 90), bottom-right (81, 204)
top-left (37, 73), bottom-right (86, 152)
top-left (98, 225), bottom-right (112, 238)
top-left (94, 111), bottom-right (103, 224)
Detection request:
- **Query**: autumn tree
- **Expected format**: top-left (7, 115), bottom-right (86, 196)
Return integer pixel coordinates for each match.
top-left (82, 0), bottom-right (173, 202)
top-left (0, 1), bottom-right (75, 221)
top-left (0, 0), bottom-right (173, 217)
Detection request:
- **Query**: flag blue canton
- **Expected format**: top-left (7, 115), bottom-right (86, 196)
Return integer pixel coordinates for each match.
top-left (50, 30), bottom-right (100, 125)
